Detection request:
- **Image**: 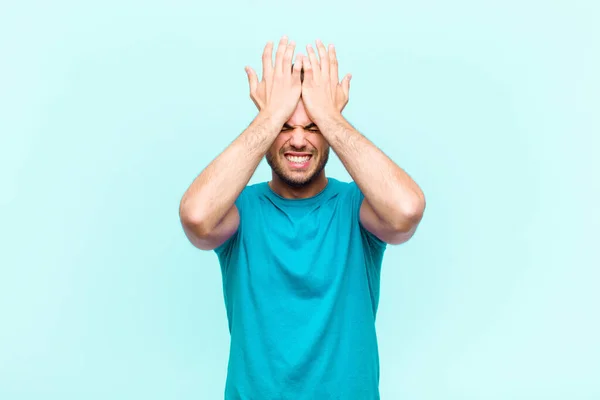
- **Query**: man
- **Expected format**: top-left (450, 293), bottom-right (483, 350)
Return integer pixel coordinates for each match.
top-left (179, 36), bottom-right (426, 400)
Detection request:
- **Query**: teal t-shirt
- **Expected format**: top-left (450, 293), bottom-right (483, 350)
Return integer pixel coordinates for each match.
top-left (214, 177), bottom-right (387, 400)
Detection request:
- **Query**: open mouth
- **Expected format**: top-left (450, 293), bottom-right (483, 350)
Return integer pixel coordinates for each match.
top-left (284, 153), bottom-right (312, 169)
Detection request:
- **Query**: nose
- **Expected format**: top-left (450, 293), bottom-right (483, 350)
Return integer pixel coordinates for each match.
top-left (288, 127), bottom-right (308, 149)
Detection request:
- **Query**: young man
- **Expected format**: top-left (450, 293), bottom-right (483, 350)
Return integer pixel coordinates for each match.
top-left (179, 36), bottom-right (426, 400)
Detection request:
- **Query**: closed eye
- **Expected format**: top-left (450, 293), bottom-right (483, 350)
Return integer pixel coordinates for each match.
top-left (282, 123), bottom-right (320, 131)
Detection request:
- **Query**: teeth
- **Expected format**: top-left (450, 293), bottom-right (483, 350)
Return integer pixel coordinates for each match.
top-left (286, 155), bottom-right (310, 163)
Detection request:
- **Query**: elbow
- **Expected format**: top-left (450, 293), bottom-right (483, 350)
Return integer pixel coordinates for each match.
top-left (407, 193), bottom-right (426, 221)
top-left (179, 202), bottom-right (211, 238)
top-left (181, 214), bottom-right (212, 240)
top-left (391, 194), bottom-right (426, 233)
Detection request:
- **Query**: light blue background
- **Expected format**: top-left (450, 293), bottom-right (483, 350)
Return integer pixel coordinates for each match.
top-left (1, 0), bottom-right (599, 399)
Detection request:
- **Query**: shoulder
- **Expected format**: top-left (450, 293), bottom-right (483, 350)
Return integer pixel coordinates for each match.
top-left (329, 178), bottom-right (366, 207)
top-left (235, 181), bottom-right (268, 207)
top-left (340, 179), bottom-right (388, 251)
top-left (213, 183), bottom-right (265, 258)
top-left (323, 177), bottom-right (357, 197)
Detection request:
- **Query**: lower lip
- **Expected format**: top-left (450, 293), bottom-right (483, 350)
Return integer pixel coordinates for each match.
top-left (286, 156), bottom-right (312, 169)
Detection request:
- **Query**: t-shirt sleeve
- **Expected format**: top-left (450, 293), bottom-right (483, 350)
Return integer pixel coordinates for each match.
top-left (348, 181), bottom-right (388, 253)
top-left (213, 188), bottom-right (246, 260)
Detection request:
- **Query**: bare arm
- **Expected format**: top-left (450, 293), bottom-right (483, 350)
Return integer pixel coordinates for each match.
top-left (179, 36), bottom-right (302, 250)
top-left (301, 40), bottom-right (425, 245)
top-left (317, 115), bottom-right (425, 244)
top-left (179, 112), bottom-right (282, 250)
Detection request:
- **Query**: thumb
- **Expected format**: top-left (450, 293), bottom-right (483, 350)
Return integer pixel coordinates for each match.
top-left (245, 66), bottom-right (258, 92)
top-left (341, 73), bottom-right (351, 97)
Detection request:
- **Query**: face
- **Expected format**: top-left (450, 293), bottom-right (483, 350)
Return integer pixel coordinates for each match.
top-left (266, 100), bottom-right (330, 188)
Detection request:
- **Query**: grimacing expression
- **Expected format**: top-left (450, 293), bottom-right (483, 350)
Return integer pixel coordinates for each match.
top-left (265, 100), bottom-right (330, 188)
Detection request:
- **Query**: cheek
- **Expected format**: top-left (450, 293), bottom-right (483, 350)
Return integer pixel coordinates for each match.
top-left (308, 133), bottom-right (328, 151)
top-left (273, 135), bottom-right (290, 154)
top-left (314, 141), bottom-right (329, 156)
top-left (268, 141), bottom-right (283, 156)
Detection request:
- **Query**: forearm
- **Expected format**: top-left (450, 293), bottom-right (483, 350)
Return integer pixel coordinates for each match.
top-left (179, 111), bottom-right (282, 233)
top-left (317, 114), bottom-right (425, 230)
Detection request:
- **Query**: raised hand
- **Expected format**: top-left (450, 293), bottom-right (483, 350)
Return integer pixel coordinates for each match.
top-left (245, 36), bottom-right (303, 124)
top-left (301, 39), bottom-right (351, 123)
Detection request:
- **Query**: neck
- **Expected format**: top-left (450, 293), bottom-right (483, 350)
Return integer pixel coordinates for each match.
top-left (268, 171), bottom-right (328, 199)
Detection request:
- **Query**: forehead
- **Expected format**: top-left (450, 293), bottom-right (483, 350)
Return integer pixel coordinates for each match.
top-left (286, 99), bottom-right (313, 126)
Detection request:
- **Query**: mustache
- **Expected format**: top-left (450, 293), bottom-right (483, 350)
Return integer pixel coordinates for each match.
top-left (280, 148), bottom-right (316, 155)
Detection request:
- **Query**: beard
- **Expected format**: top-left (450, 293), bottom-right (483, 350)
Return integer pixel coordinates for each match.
top-left (266, 147), bottom-right (330, 188)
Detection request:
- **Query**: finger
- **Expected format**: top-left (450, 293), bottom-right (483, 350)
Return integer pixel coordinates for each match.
top-left (302, 54), bottom-right (314, 84)
top-left (305, 44), bottom-right (320, 80)
top-left (315, 39), bottom-right (329, 79)
top-left (342, 73), bottom-right (352, 98)
top-left (274, 35), bottom-right (289, 73)
top-left (262, 41), bottom-right (274, 81)
top-left (328, 44), bottom-right (339, 85)
top-left (245, 66), bottom-right (259, 93)
top-left (283, 41), bottom-right (296, 77)
top-left (292, 53), bottom-right (302, 84)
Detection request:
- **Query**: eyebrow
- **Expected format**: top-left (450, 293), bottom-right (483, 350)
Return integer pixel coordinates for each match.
top-left (282, 123), bottom-right (319, 130)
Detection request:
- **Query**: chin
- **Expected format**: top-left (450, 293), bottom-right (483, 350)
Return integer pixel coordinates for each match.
top-left (280, 170), bottom-right (315, 187)
top-left (266, 149), bottom-right (329, 188)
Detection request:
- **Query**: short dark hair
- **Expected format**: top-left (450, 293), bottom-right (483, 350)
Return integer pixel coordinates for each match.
top-left (291, 63), bottom-right (305, 83)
